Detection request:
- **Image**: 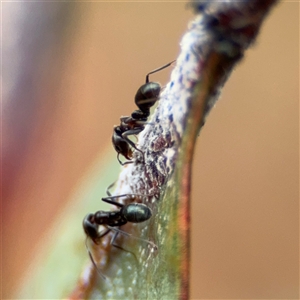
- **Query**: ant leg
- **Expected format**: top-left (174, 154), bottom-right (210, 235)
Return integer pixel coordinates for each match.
top-left (106, 182), bottom-right (145, 199)
top-left (107, 226), bottom-right (158, 251)
top-left (93, 228), bottom-right (111, 244)
top-left (145, 60), bottom-right (176, 83)
top-left (101, 196), bottom-right (124, 208)
top-left (85, 228), bottom-right (111, 279)
top-left (109, 230), bottom-right (139, 262)
top-left (85, 238), bottom-right (106, 280)
top-left (102, 194), bottom-right (134, 207)
top-left (122, 128), bottom-right (144, 142)
top-left (85, 238), bottom-right (107, 280)
top-left (122, 128), bottom-right (145, 162)
top-left (132, 118), bottom-right (154, 126)
top-left (106, 181), bottom-right (116, 197)
top-left (102, 193), bottom-right (150, 207)
top-left (117, 153), bottom-right (134, 166)
top-left (110, 230), bottom-right (119, 244)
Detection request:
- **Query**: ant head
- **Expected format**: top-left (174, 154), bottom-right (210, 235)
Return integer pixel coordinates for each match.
top-left (134, 82), bottom-right (161, 112)
top-left (112, 129), bottom-right (133, 160)
top-left (122, 203), bottom-right (152, 223)
top-left (83, 213), bottom-right (99, 243)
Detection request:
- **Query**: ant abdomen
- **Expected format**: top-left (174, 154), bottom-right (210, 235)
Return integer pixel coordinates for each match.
top-left (121, 203), bottom-right (152, 223)
top-left (135, 82), bottom-right (161, 111)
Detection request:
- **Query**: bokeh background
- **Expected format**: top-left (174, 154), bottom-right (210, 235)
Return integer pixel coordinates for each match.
top-left (3, 2), bottom-right (298, 299)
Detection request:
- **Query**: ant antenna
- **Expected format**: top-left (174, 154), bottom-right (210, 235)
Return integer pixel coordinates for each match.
top-left (145, 60), bottom-right (176, 83)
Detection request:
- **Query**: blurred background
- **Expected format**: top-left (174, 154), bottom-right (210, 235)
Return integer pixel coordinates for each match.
top-left (2, 2), bottom-right (298, 299)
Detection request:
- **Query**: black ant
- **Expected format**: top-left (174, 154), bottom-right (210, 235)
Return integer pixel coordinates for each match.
top-left (83, 191), bottom-right (155, 278)
top-left (112, 60), bottom-right (175, 165)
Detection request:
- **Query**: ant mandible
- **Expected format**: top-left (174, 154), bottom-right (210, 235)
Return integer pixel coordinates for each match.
top-left (112, 60), bottom-right (175, 165)
top-left (83, 191), bottom-right (154, 278)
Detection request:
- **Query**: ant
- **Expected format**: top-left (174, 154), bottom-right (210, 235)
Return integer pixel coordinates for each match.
top-left (83, 190), bottom-right (155, 278)
top-left (112, 60), bottom-right (175, 165)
